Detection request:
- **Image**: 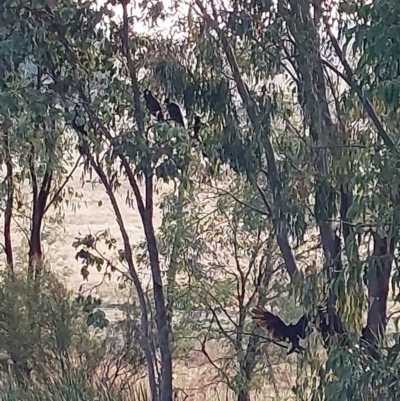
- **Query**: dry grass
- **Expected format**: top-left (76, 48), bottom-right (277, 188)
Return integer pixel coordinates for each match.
top-left (170, 342), bottom-right (297, 401)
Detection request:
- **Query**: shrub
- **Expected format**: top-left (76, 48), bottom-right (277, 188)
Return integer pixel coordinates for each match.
top-left (0, 268), bottom-right (148, 401)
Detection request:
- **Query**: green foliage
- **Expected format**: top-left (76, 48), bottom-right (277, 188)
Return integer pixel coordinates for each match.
top-left (0, 268), bottom-right (146, 397)
top-left (343, 0), bottom-right (400, 112)
top-left (76, 293), bottom-right (110, 329)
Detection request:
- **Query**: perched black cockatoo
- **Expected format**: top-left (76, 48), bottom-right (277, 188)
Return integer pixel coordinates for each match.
top-left (72, 104), bottom-right (88, 137)
top-left (165, 98), bottom-right (185, 127)
top-left (143, 89), bottom-right (163, 121)
top-left (193, 115), bottom-right (201, 140)
top-left (71, 104), bottom-right (90, 170)
top-left (252, 306), bottom-right (310, 354)
top-left (316, 304), bottom-right (350, 349)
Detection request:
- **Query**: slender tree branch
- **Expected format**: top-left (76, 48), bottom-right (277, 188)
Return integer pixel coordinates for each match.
top-left (78, 144), bottom-right (158, 399)
top-left (203, 181), bottom-right (270, 216)
top-left (45, 155), bottom-right (82, 213)
top-left (322, 59), bottom-right (350, 85)
top-left (322, 14), bottom-right (395, 150)
top-left (29, 145), bottom-right (38, 204)
top-left (120, 1), bottom-right (145, 135)
top-left (193, 0), bottom-right (299, 280)
top-left (256, 184), bottom-right (273, 217)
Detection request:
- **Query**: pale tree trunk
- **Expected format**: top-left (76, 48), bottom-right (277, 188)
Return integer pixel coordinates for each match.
top-left (119, 2), bottom-right (173, 398)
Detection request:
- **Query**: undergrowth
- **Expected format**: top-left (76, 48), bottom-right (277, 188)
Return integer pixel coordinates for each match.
top-left (0, 267), bottom-right (149, 401)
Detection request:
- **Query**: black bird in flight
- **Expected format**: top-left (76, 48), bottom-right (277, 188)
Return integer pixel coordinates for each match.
top-left (165, 98), bottom-right (185, 127)
top-left (143, 89), bottom-right (163, 121)
top-left (252, 306), bottom-right (310, 354)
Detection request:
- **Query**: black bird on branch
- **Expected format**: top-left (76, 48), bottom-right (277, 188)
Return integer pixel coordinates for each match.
top-left (71, 104), bottom-right (90, 169)
top-left (252, 306), bottom-right (310, 354)
top-left (165, 98), bottom-right (185, 127)
top-left (189, 114), bottom-right (212, 167)
top-left (193, 114), bottom-right (202, 140)
top-left (316, 304), bottom-right (351, 349)
top-left (72, 104), bottom-right (88, 137)
top-left (143, 89), bottom-right (164, 121)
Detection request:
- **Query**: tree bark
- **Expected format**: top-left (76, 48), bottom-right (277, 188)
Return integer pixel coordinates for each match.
top-left (83, 151), bottom-right (159, 401)
top-left (363, 232), bottom-right (394, 344)
top-left (237, 386), bottom-right (251, 401)
top-left (142, 174), bottom-right (173, 401)
top-left (28, 150), bottom-right (52, 279)
top-left (3, 130), bottom-right (13, 269)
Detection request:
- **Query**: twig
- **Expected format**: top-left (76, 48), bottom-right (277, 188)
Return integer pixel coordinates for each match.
top-left (202, 180), bottom-right (270, 216)
top-left (44, 155), bottom-right (82, 213)
top-left (197, 317), bottom-right (233, 387)
top-left (321, 11), bottom-right (396, 151)
top-left (387, 310), bottom-right (400, 321)
top-left (256, 184), bottom-right (273, 216)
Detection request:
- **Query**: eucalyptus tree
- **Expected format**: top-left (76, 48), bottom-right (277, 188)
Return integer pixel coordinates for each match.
top-left (3, 0), bottom-right (400, 399)
top-left (0, 24), bottom-right (79, 275)
top-left (147, 0), bottom-right (400, 399)
top-left (0, 1), bottom-right (175, 400)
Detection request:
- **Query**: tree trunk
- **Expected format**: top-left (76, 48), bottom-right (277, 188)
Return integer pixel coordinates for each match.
top-left (165, 185), bottom-right (186, 332)
top-left (84, 151), bottom-right (160, 401)
top-left (236, 331), bottom-right (258, 401)
top-left (237, 390), bottom-right (251, 401)
top-left (28, 171), bottom-right (52, 279)
top-left (28, 216), bottom-right (43, 278)
top-left (4, 132), bottom-right (14, 269)
top-left (363, 232), bottom-right (394, 345)
top-left (127, 169), bottom-right (173, 401)
top-left (142, 190), bottom-right (173, 401)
